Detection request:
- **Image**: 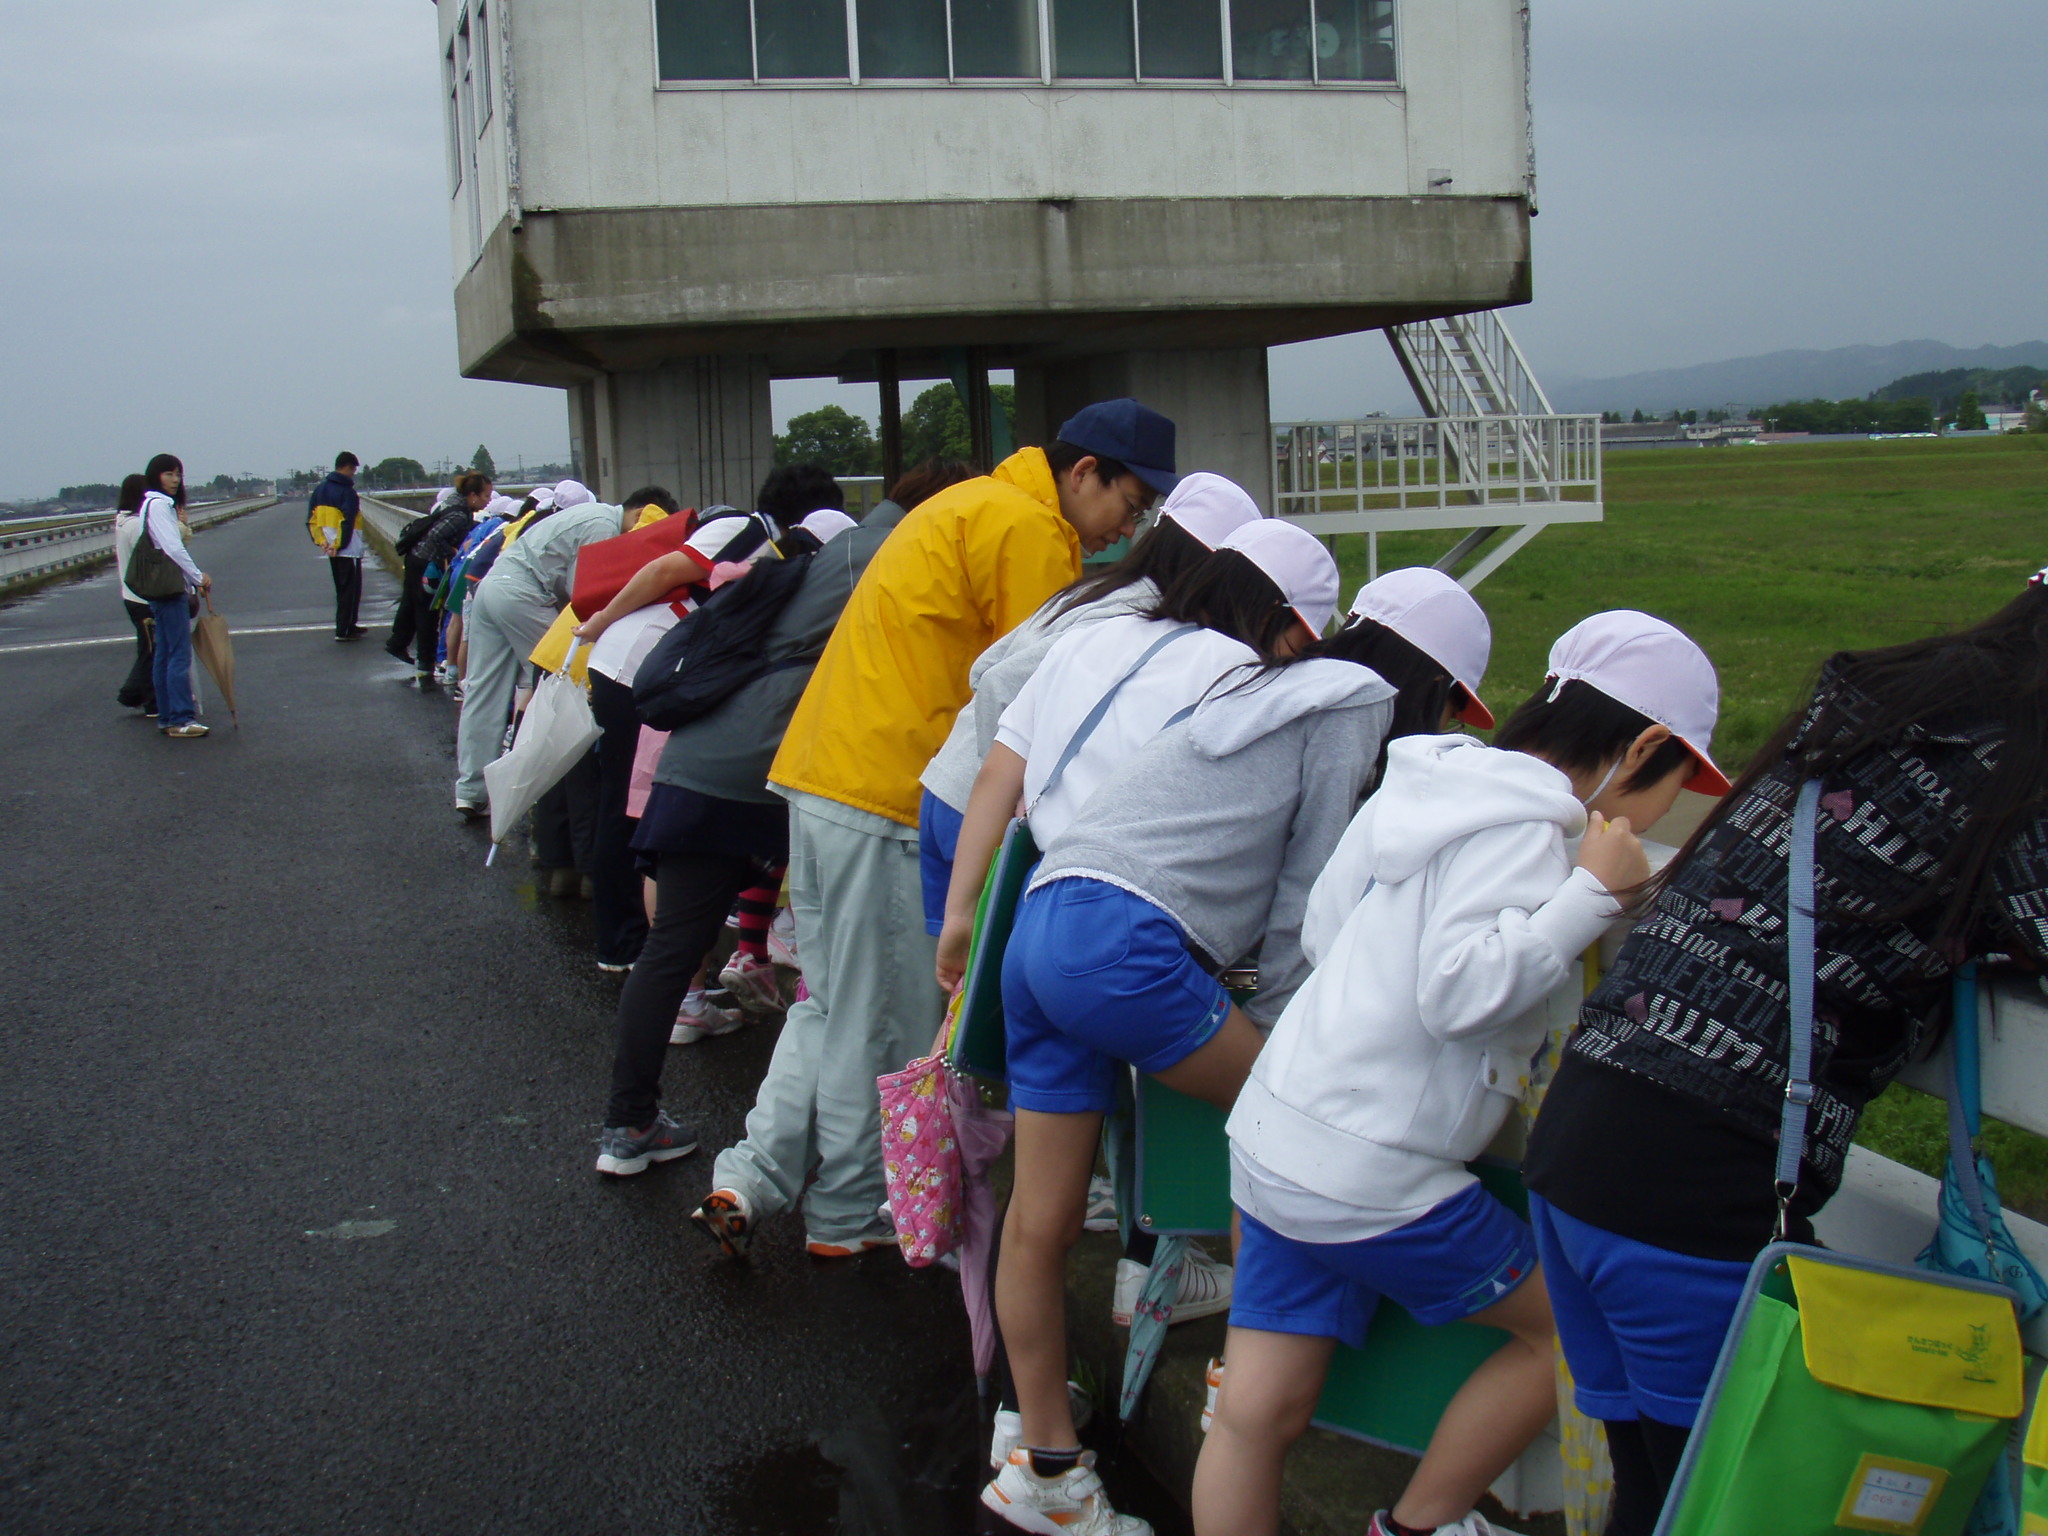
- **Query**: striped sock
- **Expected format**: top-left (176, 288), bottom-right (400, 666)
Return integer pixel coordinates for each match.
top-left (733, 869), bottom-right (785, 963)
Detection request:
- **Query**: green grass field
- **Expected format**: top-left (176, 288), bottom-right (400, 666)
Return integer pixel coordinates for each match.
top-left (1333, 435), bottom-right (2048, 1209)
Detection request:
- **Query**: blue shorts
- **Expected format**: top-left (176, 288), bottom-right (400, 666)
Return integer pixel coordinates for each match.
top-left (1528, 1193), bottom-right (1751, 1426)
top-left (1231, 1183), bottom-right (1538, 1349)
top-left (919, 789), bottom-right (963, 937)
top-left (1001, 876), bottom-right (1231, 1114)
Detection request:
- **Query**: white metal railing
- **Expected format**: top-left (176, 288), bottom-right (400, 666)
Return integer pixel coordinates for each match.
top-left (0, 497), bottom-right (277, 592)
top-left (1390, 312), bottom-right (1556, 420)
top-left (1272, 413), bottom-right (1602, 589)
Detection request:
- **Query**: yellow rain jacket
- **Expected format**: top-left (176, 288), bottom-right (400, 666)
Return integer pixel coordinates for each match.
top-left (769, 447), bottom-right (1081, 825)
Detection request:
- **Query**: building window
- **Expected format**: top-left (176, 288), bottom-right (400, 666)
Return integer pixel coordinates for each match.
top-left (475, 3), bottom-right (493, 127)
top-left (444, 45), bottom-right (462, 193)
top-left (655, 0), bottom-right (1392, 84)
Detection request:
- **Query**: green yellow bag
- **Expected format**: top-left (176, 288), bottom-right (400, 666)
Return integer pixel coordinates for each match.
top-left (2020, 1382), bottom-right (2048, 1534)
top-left (1654, 1247), bottom-right (2023, 1536)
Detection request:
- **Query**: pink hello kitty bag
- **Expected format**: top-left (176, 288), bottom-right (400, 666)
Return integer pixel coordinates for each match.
top-left (877, 1009), bottom-right (968, 1266)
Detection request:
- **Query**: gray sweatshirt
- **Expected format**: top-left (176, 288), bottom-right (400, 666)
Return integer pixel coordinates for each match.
top-left (919, 578), bottom-right (1161, 812)
top-left (1031, 659), bottom-right (1395, 1024)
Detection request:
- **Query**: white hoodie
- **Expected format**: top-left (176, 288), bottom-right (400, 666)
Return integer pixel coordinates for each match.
top-left (1226, 733), bottom-right (1621, 1230)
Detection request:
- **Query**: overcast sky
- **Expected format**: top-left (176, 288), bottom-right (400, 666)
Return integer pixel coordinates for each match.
top-left (2, 0), bottom-right (2042, 497)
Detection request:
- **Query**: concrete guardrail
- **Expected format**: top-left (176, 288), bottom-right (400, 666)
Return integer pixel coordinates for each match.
top-left (0, 497), bottom-right (279, 595)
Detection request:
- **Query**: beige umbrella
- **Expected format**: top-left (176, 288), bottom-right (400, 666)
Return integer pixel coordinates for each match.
top-left (191, 594), bottom-right (238, 727)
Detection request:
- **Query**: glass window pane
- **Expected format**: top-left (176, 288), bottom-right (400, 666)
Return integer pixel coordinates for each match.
top-left (655, 0), bottom-right (753, 80)
top-left (1138, 0), bottom-right (1221, 79)
top-left (1052, 0), bottom-right (1133, 78)
top-left (1315, 0), bottom-right (1395, 81)
top-left (859, 0), bottom-right (948, 77)
top-left (757, 0), bottom-right (848, 76)
top-left (1232, 0), bottom-right (1312, 81)
top-left (951, 0), bottom-right (1039, 78)
top-left (475, 6), bottom-right (493, 124)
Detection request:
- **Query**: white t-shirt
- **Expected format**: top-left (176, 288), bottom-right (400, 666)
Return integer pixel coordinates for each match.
top-left (586, 515), bottom-right (768, 684)
top-left (994, 613), bottom-right (1258, 848)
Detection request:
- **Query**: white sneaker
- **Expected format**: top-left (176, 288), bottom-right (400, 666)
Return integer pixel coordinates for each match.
top-left (1200, 1357), bottom-right (1224, 1433)
top-left (1367, 1512), bottom-right (1506, 1536)
top-left (987, 1384), bottom-right (1097, 1469)
top-left (980, 1450), bottom-right (1150, 1535)
top-left (767, 906), bottom-right (799, 968)
top-left (670, 993), bottom-right (746, 1045)
top-left (719, 952), bottom-right (783, 1011)
top-left (1111, 1244), bottom-right (1232, 1327)
top-left (1083, 1175), bottom-right (1119, 1233)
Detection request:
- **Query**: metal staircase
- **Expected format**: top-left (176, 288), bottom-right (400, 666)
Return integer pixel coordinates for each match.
top-left (1273, 311), bottom-right (1602, 590)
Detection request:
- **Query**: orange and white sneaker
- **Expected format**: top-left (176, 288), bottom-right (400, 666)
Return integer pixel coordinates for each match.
top-left (979, 1449), bottom-right (1151, 1535)
top-left (689, 1188), bottom-right (753, 1259)
top-left (803, 1236), bottom-right (894, 1258)
top-left (1200, 1357), bottom-right (1225, 1433)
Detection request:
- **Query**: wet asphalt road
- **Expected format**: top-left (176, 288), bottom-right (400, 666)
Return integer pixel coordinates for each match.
top-left (0, 505), bottom-right (1189, 1535)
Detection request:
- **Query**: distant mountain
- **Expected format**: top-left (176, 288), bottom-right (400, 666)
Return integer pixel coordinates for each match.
top-left (1549, 341), bottom-right (2048, 415)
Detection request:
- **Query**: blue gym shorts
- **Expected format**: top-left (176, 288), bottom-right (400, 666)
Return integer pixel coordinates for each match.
top-left (1230, 1183), bottom-right (1538, 1349)
top-left (1000, 876), bottom-right (1231, 1114)
top-left (1528, 1193), bottom-right (1752, 1426)
top-left (918, 788), bottom-right (964, 937)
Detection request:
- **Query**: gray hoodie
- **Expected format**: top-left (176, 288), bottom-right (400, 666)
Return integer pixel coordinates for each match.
top-left (1031, 659), bottom-right (1396, 1024)
top-left (919, 578), bottom-right (1161, 812)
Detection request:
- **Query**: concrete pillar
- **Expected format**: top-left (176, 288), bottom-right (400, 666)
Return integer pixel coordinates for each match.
top-left (1014, 347), bottom-right (1273, 512)
top-left (566, 355), bottom-right (774, 509)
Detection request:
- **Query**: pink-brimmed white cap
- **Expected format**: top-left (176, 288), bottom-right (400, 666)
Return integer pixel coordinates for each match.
top-left (1157, 472), bottom-right (1261, 550)
top-left (1217, 519), bottom-right (1340, 636)
top-left (1348, 567), bottom-right (1495, 728)
top-left (1545, 610), bottom-right (1731, 795)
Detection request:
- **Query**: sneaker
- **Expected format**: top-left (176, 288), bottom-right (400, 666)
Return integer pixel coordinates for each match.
top-left (980, 1450), bottom-right (1150, 1535)
top-left (988, 1385), bottom-right (1097, 1469)
top-left (719, 952), bottom-right (783, 1012)
top-left (456, 799), bottom-right (487, 821)
top-left (1200, 1358), bottom-right (1224, 1433)
top-left (1083, 1175), bottom-right (1119, 1233)
top-left (805, 1236), bottom-right (895, 1258)
top-left (546, 867), bottom-right (581, 898)
top-left (165, 723), bottom-right (209, 739)
top-left (384, 641), bottom-right (413, 664)
top-left (767, 907), bottom-right (799, 968)
top-left (1367, 1514), bottom-right (1503, 1536)
top-left (594, 1110), bottom-right (698, 1176)
top-left (451, 680), bottom-right (468, 703)
top-left (1111, 1244), bottom-right (1232, 1327)
top-left (671, 993), bottom-right (746, 1045)
top-left (596, 958), bottom-right (633, 976)
top-left (690, 1188), bottom-right (753, 1258)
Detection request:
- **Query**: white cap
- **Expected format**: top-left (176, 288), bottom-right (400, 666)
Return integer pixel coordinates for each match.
top-left (553, 479), bottom-right (595, 510)
top-left (483, 494), bottom-right (522, 519)
top-left (1157, 472), bottom-right (1261, 550)
top-left (1545, 610), bottom-right (1731, 795)
top-left (525, 486), bottom-right (556, 512)
top-left (1348, 567), bottom-right (1495, 728)
top-left (798, 508), bottom-right (857, 546)
top-left (1216, 519), bottom-right (1340, 636)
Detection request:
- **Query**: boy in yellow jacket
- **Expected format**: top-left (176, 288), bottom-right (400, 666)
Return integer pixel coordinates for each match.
top-left (693, 400), bottom-right (1175, 1259)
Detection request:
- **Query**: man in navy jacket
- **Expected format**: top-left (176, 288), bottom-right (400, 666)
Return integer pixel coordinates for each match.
top-left (307, 453), bottom-right (365, 639)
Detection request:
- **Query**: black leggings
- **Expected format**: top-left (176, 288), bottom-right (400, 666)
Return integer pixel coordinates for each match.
top-left (1601, 1416), bottom-right (1691, 1536)
top-left (603, 848), bottom-right (764, 1129)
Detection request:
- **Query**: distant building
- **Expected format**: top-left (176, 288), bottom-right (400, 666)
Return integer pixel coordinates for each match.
top-left (1983, 405), bottom-right (2029, 433)
top-left (433, 0), bottom-right (1538, 506)
top-left (1601, 418), bottom-right (1761, 449)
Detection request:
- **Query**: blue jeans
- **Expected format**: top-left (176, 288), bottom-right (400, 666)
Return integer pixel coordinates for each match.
top-left (149, 596), bottom-right (195, 727)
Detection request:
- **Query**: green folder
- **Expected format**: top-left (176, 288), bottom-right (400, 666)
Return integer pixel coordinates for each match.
top-left (947, 819), bottom-right (1038, 1083)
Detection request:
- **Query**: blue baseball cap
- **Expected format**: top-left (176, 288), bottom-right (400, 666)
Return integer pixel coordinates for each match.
top-left (1055, 398), bottom-right (1178, 496)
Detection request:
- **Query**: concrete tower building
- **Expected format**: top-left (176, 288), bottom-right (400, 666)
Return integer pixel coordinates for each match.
top-left (437, 0), bottom-right (1534, 507)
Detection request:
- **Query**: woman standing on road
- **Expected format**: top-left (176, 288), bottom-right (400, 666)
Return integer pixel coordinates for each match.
top-left (138, 454), bottom-right (212, 740)
top-left (111, 474), bottom-right (156, 716)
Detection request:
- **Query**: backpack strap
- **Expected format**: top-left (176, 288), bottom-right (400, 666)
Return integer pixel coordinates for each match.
top-left (1776, 776), bottom-right (1822, 1238)
top-left (1032, 624), bottom-right (1199, 810)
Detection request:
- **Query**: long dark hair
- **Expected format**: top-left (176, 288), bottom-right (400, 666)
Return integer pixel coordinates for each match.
top-left (1050, 517), bottom-right (1211, 619)
top-left (1149, 547), bottom-right (1300, 660)
top-left (143, 454), bottom-right (185, 508)
top-left (1494, 678), bottom-right (1694, 796)
top-left (116, 474), bottom-right (146, 514)
top-left (1312, 618), bottom-right (1459, 746)
top-left (1669, 583), bottom-right (2048, 945)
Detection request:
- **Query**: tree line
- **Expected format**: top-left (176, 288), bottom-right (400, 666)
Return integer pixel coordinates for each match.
top-left (774, 384), bottom-right (1015, 477)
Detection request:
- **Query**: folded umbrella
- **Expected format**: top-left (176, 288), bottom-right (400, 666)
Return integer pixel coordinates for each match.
top-left (191, 594), bottom-right (238, 727)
